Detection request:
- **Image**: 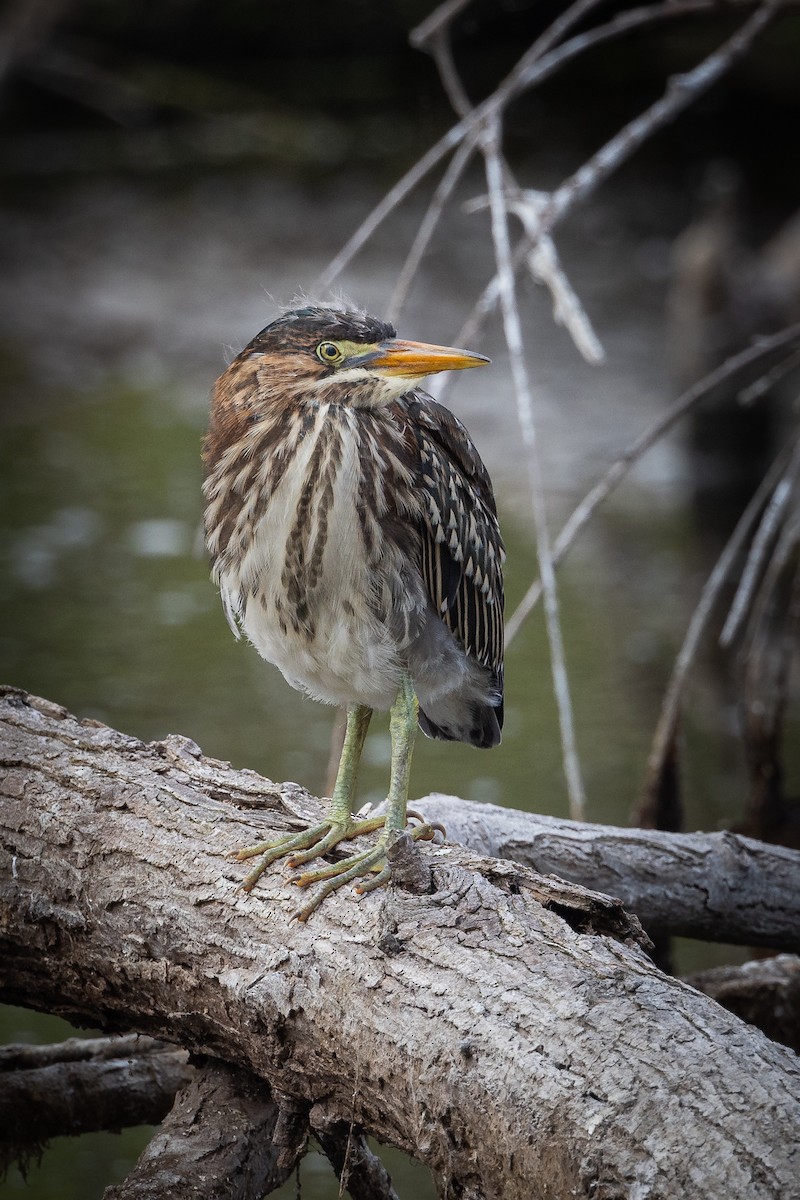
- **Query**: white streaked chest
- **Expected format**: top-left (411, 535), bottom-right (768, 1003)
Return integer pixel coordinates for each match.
top-left (213, 403), bottom-right (420, 708)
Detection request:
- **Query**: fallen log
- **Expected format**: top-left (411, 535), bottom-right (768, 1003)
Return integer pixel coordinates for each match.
top-left (1, 688), bottom-right (798, 1199)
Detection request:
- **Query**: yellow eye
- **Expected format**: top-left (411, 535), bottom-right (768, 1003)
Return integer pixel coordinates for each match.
top-left (316, 341), bottom-right (344, 365)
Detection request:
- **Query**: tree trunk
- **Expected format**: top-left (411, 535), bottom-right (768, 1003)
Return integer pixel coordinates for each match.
top-left (1, 688), bottom-right (799, 1200)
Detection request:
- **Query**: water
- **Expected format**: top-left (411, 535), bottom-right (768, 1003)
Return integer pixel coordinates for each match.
top-left (1, 165), bottom-right (789, 1199)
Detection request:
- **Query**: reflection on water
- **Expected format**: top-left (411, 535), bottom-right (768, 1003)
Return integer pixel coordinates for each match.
top-left (2, 170), bottom-right (793, 1200)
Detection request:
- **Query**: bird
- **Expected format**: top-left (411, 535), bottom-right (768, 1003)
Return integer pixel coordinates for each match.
top-left (202, 304), bottom-right (504, 918)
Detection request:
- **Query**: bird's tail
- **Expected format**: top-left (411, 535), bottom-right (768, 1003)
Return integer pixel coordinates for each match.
top-left (418, 698), bottom-right (502, 749)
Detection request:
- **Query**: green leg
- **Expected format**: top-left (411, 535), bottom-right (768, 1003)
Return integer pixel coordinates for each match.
top-left (236, 703), bottom-right (381, 890)
top-left (329, 702), bottom-right (373, 823)
top-left (236, 677), bottom-right (439, 917)
top-left (385, 671), bottom-right (418, 830)
top-left (293, 673), bottom-right (437, 918)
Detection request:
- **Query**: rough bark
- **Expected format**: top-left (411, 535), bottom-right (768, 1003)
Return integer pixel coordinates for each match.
top-left (419, 792), bottom-right (800, 949)
top-left (685, 954), bottom-right (800, 1054)
top-left (102, 1059), bottom-right (292, 1200)
top-left (1, 688), bottom-right (799, 1200)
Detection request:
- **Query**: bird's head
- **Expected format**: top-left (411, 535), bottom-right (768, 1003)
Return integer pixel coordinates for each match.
top-left (228, 305), bottom-right (490, 410)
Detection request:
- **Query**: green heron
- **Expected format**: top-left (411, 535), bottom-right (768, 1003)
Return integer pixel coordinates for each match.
top-left (203, 305), bottom-right (504, 918)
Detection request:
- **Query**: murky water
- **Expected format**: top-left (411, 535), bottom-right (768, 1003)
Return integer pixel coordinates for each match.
top-left (1, 166), bottom-right (793, 1199)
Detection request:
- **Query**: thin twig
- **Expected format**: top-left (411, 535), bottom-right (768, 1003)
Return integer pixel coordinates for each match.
top-left (641, 443), bottom-right (800, 801)
top-left (505, 327), bottom-right (800, 644)
top-left (741, 519), bottom-right (800, 734)
top-left (316, 126), bottom-right (470, 294)
top-left (720, 470), bottom-right (798, 647)
top-left (410, 0), bottom-right (474, 48)
top-left (738, 346), bottom-right (800, 405)
top-left (318, 0), bottom-right (772, 293)
top-left (455, 0), bottom-right (783, 358)
top-left (541, 0), bottom-right (782, 232)
top-left (430, 26), bottom-right (472, 117)
top-left (482, 117), bottom-right (587, 821)
top-left (386, 136), bottom-right (477, 323)
top-left (504, 189), bottom-right (605, 363)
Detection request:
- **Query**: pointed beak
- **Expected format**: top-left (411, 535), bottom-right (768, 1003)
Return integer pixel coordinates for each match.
top-left (360, 339), bottom-right (490, 378)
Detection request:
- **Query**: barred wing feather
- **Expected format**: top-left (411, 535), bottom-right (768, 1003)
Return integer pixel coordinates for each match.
top-left (405, 394), bottom-right (505, 678)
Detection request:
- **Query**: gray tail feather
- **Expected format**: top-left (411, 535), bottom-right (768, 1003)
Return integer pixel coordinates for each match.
top-left (418, 700), bottom-right (503, 749)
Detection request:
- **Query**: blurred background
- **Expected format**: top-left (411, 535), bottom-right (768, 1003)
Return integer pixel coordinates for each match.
top-left (1, 1), bottom-right (799, 1197)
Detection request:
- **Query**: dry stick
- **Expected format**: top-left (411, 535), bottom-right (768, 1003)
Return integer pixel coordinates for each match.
top-left (741, 501), bottom-right (800, 669)
top-left (504, 328), bottom-right (800, 644)
top-left (395, 0), bottom-right (611, 326)
top-left (386, 26), bottom-right (494, 321)
top-left (456, 0), bottom-right (783, 356)
top-left (422, 21), bottom-right (597, 816)
top-left (427, 0), bottom-right (608, 116)
top-left (483, 118), bottom-right (587, 821)
top-left (318, 0), bottom-right (756, 293)
top-left (641, 442), bottom-right (800, 802)
top-left (738, 346), bottom-right (800, 405)
top-left (430, 26), bottom-right (472, 116)
top-left (541, 0), bottom-right (782, 231)
top-left (458, 180), bottom-right (606, 367)
top-left (475, 4), bottom-right (786, 629)
top-left (720, 465), bottom-right (799, 647)
top-left (505, 191), bottom-right (605, 363)
top-left (386, 136), bottom-right (476, 322)
top-left (409, 0), bottom-right (474, 47)
top-left (738, 526), bottom-right (800, 760)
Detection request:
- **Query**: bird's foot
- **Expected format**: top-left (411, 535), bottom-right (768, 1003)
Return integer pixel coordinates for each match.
top-left (293, 821), bottom-right (440, 922)
top-left (234, 814), bottom-right (387, 893)
top-left (235, 813), bottom-right (441, 918)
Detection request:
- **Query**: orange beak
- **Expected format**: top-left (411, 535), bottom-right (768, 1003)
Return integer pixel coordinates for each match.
top-left (364, 339), bottom-right (490, 378)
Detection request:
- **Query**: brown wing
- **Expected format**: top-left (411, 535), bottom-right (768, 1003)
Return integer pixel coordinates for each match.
top-left (400, 392), bottom-right (505, 678)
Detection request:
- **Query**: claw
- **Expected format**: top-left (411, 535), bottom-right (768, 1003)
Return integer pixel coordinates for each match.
top-left (404, 809), bottom-right (446, 840)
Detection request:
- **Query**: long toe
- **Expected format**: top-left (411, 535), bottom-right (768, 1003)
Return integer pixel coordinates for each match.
top-left (237, 813), bottom-right (388, 893)
top-left (294, 843), bottom-right (389, 922)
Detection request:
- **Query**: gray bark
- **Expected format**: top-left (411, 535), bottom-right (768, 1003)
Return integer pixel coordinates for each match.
top-left (685, 954), bottom-right (800, 1054)
top-left (0, 1035), bottom-right (192, 1178)
top-left (419, 792), bottom-right (800, 949)
top-left (102, 1060), bottom-right (292, 1200)
top-left (1, 688), bottom-right (799, 1200)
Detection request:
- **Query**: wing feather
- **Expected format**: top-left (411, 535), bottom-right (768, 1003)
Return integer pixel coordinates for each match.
top-left (400, 392), bottom-right (505, 678)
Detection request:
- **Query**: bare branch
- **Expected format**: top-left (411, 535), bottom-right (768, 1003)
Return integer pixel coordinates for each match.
top-left (409, 0), bottom-right (474, 49)
top-left (505, 327), bottom-right (800, 644)
top-left (0, 1036), bottom-right (192, 1179)
top-left (455, 0), bottom-right (784, 358)
top-left (640, 441), bottom-right (800, 809)
top-left (318, 0), bottom-right (784, 293)
top-left (720, 463), bottom-right (799, 646)
top-left (315, 128), bottom-right (468, 294)
top-left (541, 0), bottom-right (782, 233)
top-left (482, 118), bottom-right (587, 821)
top-left (429, 26), bottom-right (472, 117)
top-left (386, 135), bottom-right (476, 323)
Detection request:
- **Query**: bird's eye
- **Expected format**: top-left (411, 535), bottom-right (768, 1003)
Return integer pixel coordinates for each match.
top-left (316, 341), bottom-right (344, 365)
